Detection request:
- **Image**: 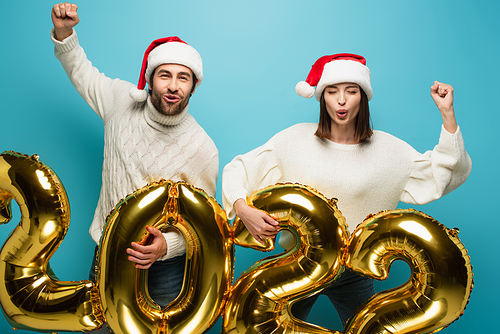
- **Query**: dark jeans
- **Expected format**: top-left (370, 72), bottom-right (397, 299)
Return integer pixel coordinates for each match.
top-left (291, 268), bottom-right (375, 327)
top-left (87, 246), bottom-right (185, 333)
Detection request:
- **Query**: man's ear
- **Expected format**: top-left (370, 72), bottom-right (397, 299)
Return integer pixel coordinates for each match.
top-left (190, 72), bottom-right (197, 95)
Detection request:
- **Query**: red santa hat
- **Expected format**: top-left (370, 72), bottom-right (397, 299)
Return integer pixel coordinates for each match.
top-left (295, 53), bottom-right (373, 101)
top-left (130, 36), bottom-right (203, 102)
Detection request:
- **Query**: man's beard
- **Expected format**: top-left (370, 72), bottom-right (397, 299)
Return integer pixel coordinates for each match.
top-left (150, 89), bottom-right (191, 116)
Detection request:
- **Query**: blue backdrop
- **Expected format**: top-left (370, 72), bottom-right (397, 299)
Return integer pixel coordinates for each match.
top-left (0, 0), bottom-right (497, 333)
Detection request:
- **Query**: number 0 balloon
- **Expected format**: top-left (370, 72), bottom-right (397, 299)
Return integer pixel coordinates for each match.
top-left (97, 180), bottom-right (233, 334)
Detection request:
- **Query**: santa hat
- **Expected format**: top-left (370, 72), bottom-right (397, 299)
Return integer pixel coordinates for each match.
top-left (295, 53), bottom-right (372, 101)
top-left (130, 36), bottom-right (203, 102)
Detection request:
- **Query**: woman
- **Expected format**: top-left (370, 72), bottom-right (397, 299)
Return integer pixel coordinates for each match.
top-left (221, 53), bottom-right (471, 326)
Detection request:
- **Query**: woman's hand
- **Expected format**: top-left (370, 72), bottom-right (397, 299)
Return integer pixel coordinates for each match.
top-left (51, 2), bottom-right (79, 41)
top-left (234, 199), bottom-right (280, 245)
top-left (431, 81), bottom-right (458, 133)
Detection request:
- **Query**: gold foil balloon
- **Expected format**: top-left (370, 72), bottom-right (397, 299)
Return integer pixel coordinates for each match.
top-left (0, 152), bottom-right (474, 333)
top-left (98, 180), bottom-right (234, 334)
top-left (224, 183), bottom-right (349, 334)
top-left (0, 151), bottom-right (103, 332)
top-left (344, 209), bottom-right (473, 334)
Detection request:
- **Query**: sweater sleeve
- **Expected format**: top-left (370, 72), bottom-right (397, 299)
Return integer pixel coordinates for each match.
top-left (401, 125), bottom-right (472, 204)
top-left (51, 29), bottom-right (134, 120)
top-left (157, 230), bottom-right (186, 261)
top-left (222, 139), bottom-right (282, 220)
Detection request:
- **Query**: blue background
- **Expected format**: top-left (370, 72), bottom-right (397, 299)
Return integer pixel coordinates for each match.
top-left (0, 0), bottom-right (497, 333)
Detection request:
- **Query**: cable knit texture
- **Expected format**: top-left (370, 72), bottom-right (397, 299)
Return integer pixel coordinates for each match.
top-left (222, 123), bottom-right (471, 249)
top-left (52, 29), bottom-right (218, 260)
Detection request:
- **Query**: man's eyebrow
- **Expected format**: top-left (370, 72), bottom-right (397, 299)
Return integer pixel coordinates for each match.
top-left (157, 69), bottom-right (192, 78)
top-left (177, 71), bottom-right (192, 78)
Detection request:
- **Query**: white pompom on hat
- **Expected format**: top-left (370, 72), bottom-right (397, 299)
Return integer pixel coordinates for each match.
top-left (295, 53), bottom-right (373, 101)
top-left (130, 36), bottom-right (203, 102)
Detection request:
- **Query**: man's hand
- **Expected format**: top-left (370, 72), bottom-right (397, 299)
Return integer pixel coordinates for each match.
top-left (52, 2), bottom-right (79, 41)
top-left (431, 81), bottom-right (457, 133)
top-left (126, 226), bottom-right (168, 269)
top-left (234, 199), bottom-right (280, 245)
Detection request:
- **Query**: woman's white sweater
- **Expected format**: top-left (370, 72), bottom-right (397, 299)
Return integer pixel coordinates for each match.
top-left (222, 123), bottom-right (471, 245)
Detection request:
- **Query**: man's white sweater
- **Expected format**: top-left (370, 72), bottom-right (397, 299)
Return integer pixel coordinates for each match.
top-left (222, 123), bottom-right (471, 246)
top-left (52, 30), bottom-right (218, 259)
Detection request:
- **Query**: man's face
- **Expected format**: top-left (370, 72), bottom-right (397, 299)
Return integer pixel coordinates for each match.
top-left (149, 64), bottom-right (195, 116)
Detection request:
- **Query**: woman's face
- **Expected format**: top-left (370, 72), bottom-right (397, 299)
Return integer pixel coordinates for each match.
top-left (324, 83), bottom-right (361, 127)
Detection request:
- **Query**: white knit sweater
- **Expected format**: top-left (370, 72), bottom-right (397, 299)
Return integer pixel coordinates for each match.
top-left (222, 123), bottom-right (471, 247)
top-left (52, 30), bottom-right (218, 259)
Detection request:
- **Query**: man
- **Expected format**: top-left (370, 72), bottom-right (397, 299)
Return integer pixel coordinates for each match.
top-left (51, 3), bottom-right (218, 330)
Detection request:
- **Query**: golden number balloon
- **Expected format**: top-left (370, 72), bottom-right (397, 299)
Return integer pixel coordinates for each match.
top-left (223, 183), bottom-right (349, 334)
top-left (344, 209), bottom-right (473, 334)
top-left (0, 152), bottom-right (473, 334)
top-left (98, 179), bottom-right (233, 334)
top-left (0, 151), bottom-right (103, 332)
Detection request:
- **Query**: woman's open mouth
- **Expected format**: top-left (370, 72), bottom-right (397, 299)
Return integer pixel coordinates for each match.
top-left (337, 109), bottom-right (347, 118)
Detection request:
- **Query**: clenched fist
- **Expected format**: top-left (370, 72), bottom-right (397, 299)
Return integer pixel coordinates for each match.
top-left (52, 2), bottom-right (79, 41)
top-left (431, 81), bottom-right (457, 133)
